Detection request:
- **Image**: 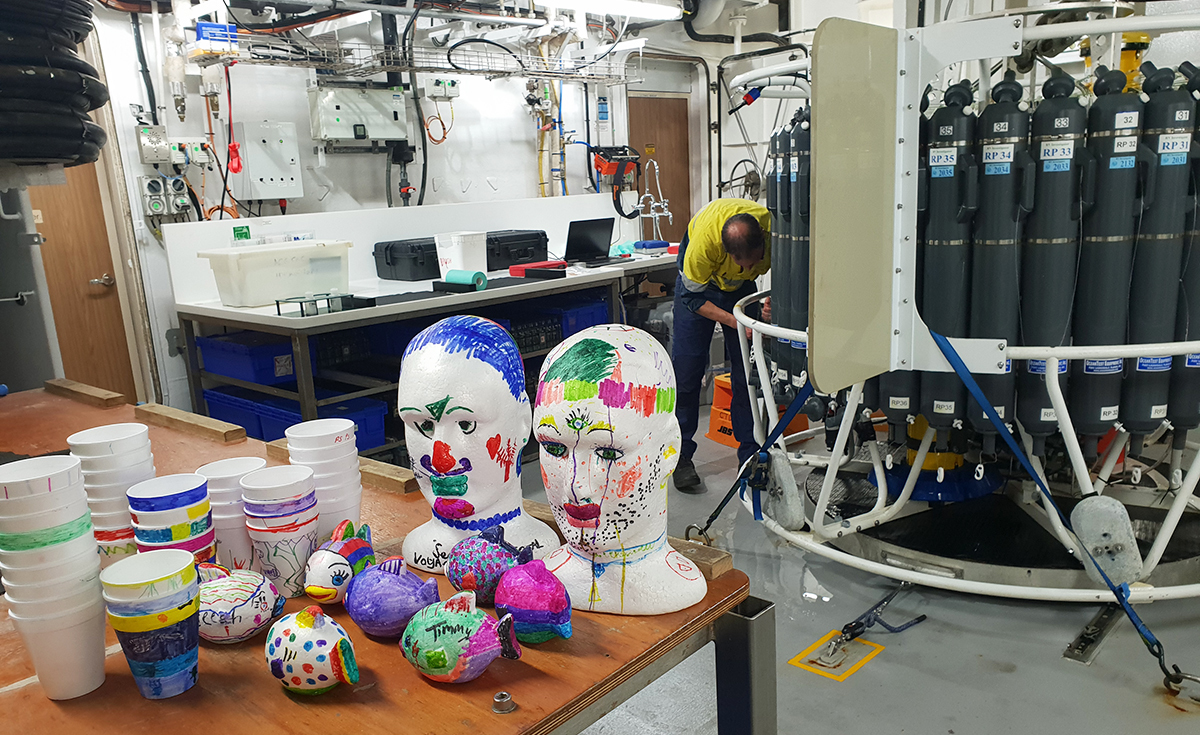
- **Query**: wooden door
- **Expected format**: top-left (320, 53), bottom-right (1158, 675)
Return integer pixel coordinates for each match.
top-left (628, 96), bottom-right (691, 243)
top-left (27, 165), bottom-right (137, 399)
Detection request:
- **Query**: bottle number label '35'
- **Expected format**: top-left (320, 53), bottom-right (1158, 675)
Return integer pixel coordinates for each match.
top-left (929, 148), bottom-right (957, 167)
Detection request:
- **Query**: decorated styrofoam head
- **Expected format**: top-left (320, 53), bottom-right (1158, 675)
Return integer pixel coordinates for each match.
top-left (398, 316), bottom-right (531, 525)
top-left (534, 325), bottom-right (680, 553)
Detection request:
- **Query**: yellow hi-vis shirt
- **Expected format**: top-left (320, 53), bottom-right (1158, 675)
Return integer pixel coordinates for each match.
top-left (680, 198), bottom-right (772, 302)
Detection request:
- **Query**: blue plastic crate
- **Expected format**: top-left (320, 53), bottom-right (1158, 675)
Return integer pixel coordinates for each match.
top-left (367, 321), bottom-right (426, 356)
top-left (537, 298), bottom-right (608, 339)
top-left (203, 387), bottom-right (266, 440)
top-left (197, 332), bottom-right (302, 386)
top-left (256, 394), bottom-right (388, 449)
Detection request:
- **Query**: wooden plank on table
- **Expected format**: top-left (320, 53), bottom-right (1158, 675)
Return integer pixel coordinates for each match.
top-left (268, 438), bottom-right (417, 493)
top-left (523, 499), bottom-right (733, 580)
top-left (42, 378), bottom-right (126, 408)
top-left (133, 403), bottom-right (246, 444)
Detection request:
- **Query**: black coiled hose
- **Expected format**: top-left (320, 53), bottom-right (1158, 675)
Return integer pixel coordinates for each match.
top-left (0, 0), bottom-right (110, 167)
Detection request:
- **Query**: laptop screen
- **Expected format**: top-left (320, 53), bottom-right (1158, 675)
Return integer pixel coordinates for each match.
top-left (564, 217), bottom-right (616, 261)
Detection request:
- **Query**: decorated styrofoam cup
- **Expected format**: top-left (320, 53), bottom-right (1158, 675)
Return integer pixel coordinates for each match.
top-left (0, 455), bottom-right (82, 501)
top-left (244, 503), bottom-right (319, 531)
top-left (0, 482), bottom-right (86, 517)
top-left (133, 512), bottom-right (213, 545)
top-left (105, 578), bottom-right (200, 699)
top-left (0, 530), bottom-right (97, 569)
top-left (66, 423), bottom-right (149, 457)
top-left (135, 527), bottom-right (216, 555)
top-left (240, 465), bottom-right (315, 503)
top-left (0, 510), bottom-right (93, 554)
top-left (195, 456), bottom-right (268, 492)
top-left (243, 491), bottom-right (317, 519)
top-left (99, 548), bottom-right (198, 602)
top-left (103, 579), bottom-right (198, 615)
top-left (128, 496), bottom-right (210, 527)
top-left (247, 514), bottom-right (319, 597)
top-left (213, 515), bottom-right (253, 570)
top-left (285, 418), bottom-right (356, 450)
top-left (127, 474), bottom-right (208, 514)
top-left (287, 442), bottom-right (357, 465)
top-left (80, 456), bottom-right (156, 487)
top-left (0, 492), bottom-right (89, 534)
top-left (77, 444), bottom-right (153, 473)
top-left (97, 536), bottom-right (137, 568)
top-left (8, 597), bottom-right (106, 700)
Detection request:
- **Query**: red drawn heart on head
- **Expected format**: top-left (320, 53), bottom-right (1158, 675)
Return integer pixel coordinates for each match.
top-left (487, 434), bottom-right (502, 459)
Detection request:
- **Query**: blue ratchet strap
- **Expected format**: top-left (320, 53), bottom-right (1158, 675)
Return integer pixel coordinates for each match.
top-left (740, 382), bottom-right (815, 520)
top-left (929, 331), bottom-right (1164, 655)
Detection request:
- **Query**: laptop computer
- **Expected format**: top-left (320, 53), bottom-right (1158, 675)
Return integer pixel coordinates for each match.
top-left (564, 217), bottom-right (622, 267)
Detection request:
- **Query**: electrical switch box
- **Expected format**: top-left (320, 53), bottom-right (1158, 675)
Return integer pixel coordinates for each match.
top-left (308, 86), bottom-right (408, 142)
top-left (229, 121), bottom-right (305, 200)
top-left (426, 79), bottom-right (460, 101)
top-left (139, 176), bottom-right (167, 216)
top-left (136, 125), bottom-right (171, 164)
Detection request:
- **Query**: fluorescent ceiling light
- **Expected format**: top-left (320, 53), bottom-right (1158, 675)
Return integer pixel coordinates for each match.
top-left (537, 0), bottom-right (683, 22)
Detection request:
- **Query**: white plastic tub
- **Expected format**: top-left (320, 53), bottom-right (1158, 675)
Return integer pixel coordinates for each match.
top-left (434, 231), bottom-right (487, 279)
top-left (198, 240), bottom-right (352, 307)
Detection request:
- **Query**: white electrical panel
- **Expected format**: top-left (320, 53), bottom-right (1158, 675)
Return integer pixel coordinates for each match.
top-left (307, 86), bottom-right (408, 142)
top-left (136, 125), bottom-right (170, 164)
top-left (168, 139), bottom-right (213, 166)
top-left (230, 121), bottom-right (305, 200)
top-left (139, 176), bottom-right (190, 215)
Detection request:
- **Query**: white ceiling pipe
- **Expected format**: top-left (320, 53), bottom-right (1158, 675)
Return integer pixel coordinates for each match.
top-left (1021, 12), bottom-right (1200, 41)
top-left (753, 76), bottom-right (810, 92)
top-left (691, 0), bottom-right (727, 29)
top-left (758, 87), bottom-right (809, 98)
top-left (299, 0), bottom-right (547, 27)
top-left (729, 57), bottom-right (811, 90)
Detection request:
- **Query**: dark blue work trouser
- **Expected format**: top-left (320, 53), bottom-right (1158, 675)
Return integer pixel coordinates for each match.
top-left (671, 236), bottom-right (758, 466)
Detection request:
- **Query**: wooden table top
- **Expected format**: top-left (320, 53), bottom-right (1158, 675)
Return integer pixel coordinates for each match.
top-left (0, 390), bottom-right (749, 734)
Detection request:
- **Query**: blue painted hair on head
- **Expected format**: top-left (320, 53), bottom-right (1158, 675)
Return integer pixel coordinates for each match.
top-left (403, 315), bottom-right (526, 399)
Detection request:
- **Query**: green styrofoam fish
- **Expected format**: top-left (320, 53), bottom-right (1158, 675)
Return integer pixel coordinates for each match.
top-left (400, 591), bottom-right (520, 683)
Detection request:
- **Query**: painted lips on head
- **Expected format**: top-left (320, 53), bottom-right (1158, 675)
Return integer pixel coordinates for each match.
top-left (434, 497), bottom-right (476, 520)
top-left (562, 502), bottom-right (601, 528)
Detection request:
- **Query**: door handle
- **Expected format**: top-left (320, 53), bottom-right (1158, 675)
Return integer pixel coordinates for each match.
top-left (0, 291), bottom-right (33, 306)
top-left (89, 273), bottom-right (115, 287)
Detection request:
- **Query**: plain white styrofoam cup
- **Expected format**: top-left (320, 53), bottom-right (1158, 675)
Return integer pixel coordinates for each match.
top-left (3, 566), bottom-right (101, 602)
top-left (89, 508), bottom-right (132, 531)
top-left (66, 423), bottom-right (149, 458)
top-left (213, 514), bottom-right (254, 571)
top-left (313, 469), bottom-right (361, 491)
top-left (316, 490), bottom-right (362, 540)
top-left (5, 582), bottom-right (101, 616)
top-left (0, 494), bottom-right (89, 535)
top-left (0, 455), bottom-right (83, 501)
top-left (284, 418), bottom-right (355, 450)
top-left (8, 598), bottom-right (107, 700)
top-left (286, 442), bottom-right (357, 465)
top-left (0, 482), bottom-right (86, 516)
top-left (240, 465), bottom-right (315, 503)
top-left (290, 452), bottom-right (358, 478)
top-left (195, 456), bottom-right (267, 492)
top-left (0, 546), bottom-right (99, 585)
top-left (77, 444), bottom-right (153, 473)
top-left (87, 494), bottom-right (129, 515)
top-left (83, 470), bottom-right (155, 501)
top-left (80, 456), bottom-right (156, 487)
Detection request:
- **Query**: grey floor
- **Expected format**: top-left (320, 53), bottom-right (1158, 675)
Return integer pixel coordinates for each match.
top-left (520, 413), bottom-right (1200, 734)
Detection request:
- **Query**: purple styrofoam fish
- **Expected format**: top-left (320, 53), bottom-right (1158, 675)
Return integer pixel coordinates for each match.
top-left (495, 559), bottom-right (572, 644)
top-left (445, 525), bottom-right (533, 605)
top-left (401, 591), bottom-right (520, 683)
top-left (344, 556), bottom-right (440, 637)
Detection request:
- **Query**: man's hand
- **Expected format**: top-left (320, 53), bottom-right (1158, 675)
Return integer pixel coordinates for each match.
top-left (761, 296), bottom-right (772, 323)
top-left (697, 301), bottom-right (740, 330)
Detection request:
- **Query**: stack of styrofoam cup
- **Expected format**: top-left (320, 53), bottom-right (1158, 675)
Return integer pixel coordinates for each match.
top-left (128, 474), bottom-right (215, 564)
top-left (240, 465), bottom-right (319, 598)
top-left (0, 456), bottom-right (106, 700)
top-left (195, 457), bottom-right (265, 570)
top-left (101, 549), bottom-right (200, 699)
top-left (285, 418), bottom-right (362, 540)
top-left (68, 423), bottom-right (154, 567)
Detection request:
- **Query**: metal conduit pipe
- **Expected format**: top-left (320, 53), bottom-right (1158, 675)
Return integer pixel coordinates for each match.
top-left (1020, 13), bottom-right (1200, 41)
top-left (757, 88), bottom-right (809, 98)
top-left (300, 0), bottom-right (547, 26)
top-left (729, 58), bottom-right (810, 90)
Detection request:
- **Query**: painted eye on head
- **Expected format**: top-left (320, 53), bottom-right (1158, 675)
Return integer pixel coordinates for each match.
top-left (595, 447), bottom-right (624, 462)
top-left (542, 442), bottom-right (568, 458)
top-left (330, 572), bottom-right (348, 586)
top-left (416, 419), bottom-right (435, 438)
top-left (457, 420), bottom-right (477, 435)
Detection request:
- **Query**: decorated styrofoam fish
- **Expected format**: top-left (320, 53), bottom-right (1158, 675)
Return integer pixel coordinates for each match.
top-left (446, 525), bottom-right (534, 605)
top-left (345, 556), bottom-right (440, 638)
top-left (198, 563), bottom-right (285, 644)
top-left (304, 520), bottom-right (376, 604)
top-left (401, 591), bottom-right (520, 683)
top-left (495, 559), bottom-right (572, 644)
top-left (265, 606), bottom-right (359, 695)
